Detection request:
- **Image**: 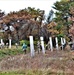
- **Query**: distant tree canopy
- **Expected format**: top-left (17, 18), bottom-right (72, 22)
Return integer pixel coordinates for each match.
top-left (0, 7), bottom-right (49, 43)
top-left (0, 1), bottom-right (74, 43)
top-left (2, 7), bottom-right (45, 24)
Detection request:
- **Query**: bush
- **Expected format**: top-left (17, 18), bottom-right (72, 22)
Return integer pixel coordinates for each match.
top-left (20, 40), bottom-right (29, 46)
top-left (20, 40), bottom-right (25, 46)
top-left (34, 41), bottom-right (37, 46)
top-left (24, 40), bottom-right (30, 46)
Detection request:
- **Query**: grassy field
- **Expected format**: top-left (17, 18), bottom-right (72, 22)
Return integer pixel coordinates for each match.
top-left (0, 46), bottom-right (22, 60)
top-left (0, 69), bottom-right (72, 75)
top-left (0, 46), bottom-right (30, 60)
top-left (0, 46), bottom-right (74, 75)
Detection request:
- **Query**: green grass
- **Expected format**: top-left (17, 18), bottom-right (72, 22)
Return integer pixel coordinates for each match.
top-left (0, 69), bottom-right (72, 75)
top-left (0, 71), bottom-right (24, 75)
top-left (0, 46), bottom-right (30, 60)
top-left (0, 46), bottom-right (73, 75)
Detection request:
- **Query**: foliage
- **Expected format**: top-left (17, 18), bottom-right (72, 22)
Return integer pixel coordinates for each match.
top-left (19, 40), bottom-right (25, 46)
top-left (47, 21), bottom-right (59, 36)
top-left (0, 7), bottom-right (46, 42)
top-left (53, 0), bottom-right (74, 37)
top-left (19, 40), bottom-right (29, 45)
top-left (57, 34), bottom-right (64, 45)
top-left (19, 40), bottom-right (38, 49)
top-left (0, 46), bottom-right (23, 60)
top-left (24, 40), bottom-right (30, 46)
top-left (69, 25), bottom-right (74, 36)
top-left (34, 40), bottom-right (38, 46)
top-left (2, 7), bottom-right (45, 24)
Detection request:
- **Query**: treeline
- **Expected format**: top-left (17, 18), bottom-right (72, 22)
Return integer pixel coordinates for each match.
top-left (0, 0), bottom-right (74, 44)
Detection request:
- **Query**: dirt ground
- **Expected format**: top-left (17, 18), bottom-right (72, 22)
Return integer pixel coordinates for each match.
top-left (0, 49), bottom-right (74, 74)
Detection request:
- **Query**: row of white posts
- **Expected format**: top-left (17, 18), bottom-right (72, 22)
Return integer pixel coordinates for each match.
top-left (29, 36), bottom-right (66, 57)
top-left (0, 36), bottom-right (66, 57)
top-left (0, 38), bottom-right (11, 49)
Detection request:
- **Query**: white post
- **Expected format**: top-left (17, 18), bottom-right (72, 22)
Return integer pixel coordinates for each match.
top-left (40, 37), bottom-right (45, 54)
top-left (49, 37), bottom-right (53, 51)
top-left (55, 37), bottom-right (59, 50)
top-left (63, 38), bottom-right (66, 44)
top-left (61, 37), bottom-right (63, 50)
top-left (61, 37), bottom-right (66, 50)
top-left (1, 39), bottom-right (3, 44)
top-left (1, 39), bottom-right (4, 48)
top-left (29, 36), bottom-right (35, 57)
top-left (9, 38), bottom-right (11, 49)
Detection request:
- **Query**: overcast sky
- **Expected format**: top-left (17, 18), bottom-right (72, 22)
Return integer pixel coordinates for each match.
top-left (0, 0), bottom-right (60, 16)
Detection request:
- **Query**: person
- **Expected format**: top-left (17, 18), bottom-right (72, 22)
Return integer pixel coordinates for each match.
top-left (22, 43), bottom-right (27, 54)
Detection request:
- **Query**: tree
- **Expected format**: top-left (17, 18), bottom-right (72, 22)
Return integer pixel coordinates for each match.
top-left (0, 7), bottom-right (47, 42)
top-left (53, 0), bottom-right (74, 38)
top-left (47, 21), bottom-right (59, 36)
top-left (0, 10), bottom-right (5, 39)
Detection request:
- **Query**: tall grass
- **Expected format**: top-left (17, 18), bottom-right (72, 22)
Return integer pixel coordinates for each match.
top-left (0, 46), bottom-right (30, 60)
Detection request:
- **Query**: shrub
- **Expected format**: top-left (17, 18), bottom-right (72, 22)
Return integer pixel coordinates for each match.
top-left (20, 40), bottom-right (25, 46)
top-left (24, 40), bottom-right (30, 46)
top-left (20, 40), bottom-right (29, 46)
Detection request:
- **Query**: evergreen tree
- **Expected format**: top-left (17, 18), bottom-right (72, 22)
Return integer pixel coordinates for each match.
top-left (53, 0), bottom-right (74, 37)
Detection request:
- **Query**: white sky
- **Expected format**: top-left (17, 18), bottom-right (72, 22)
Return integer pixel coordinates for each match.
top-left (0, 0), bottom-right (60, 16)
